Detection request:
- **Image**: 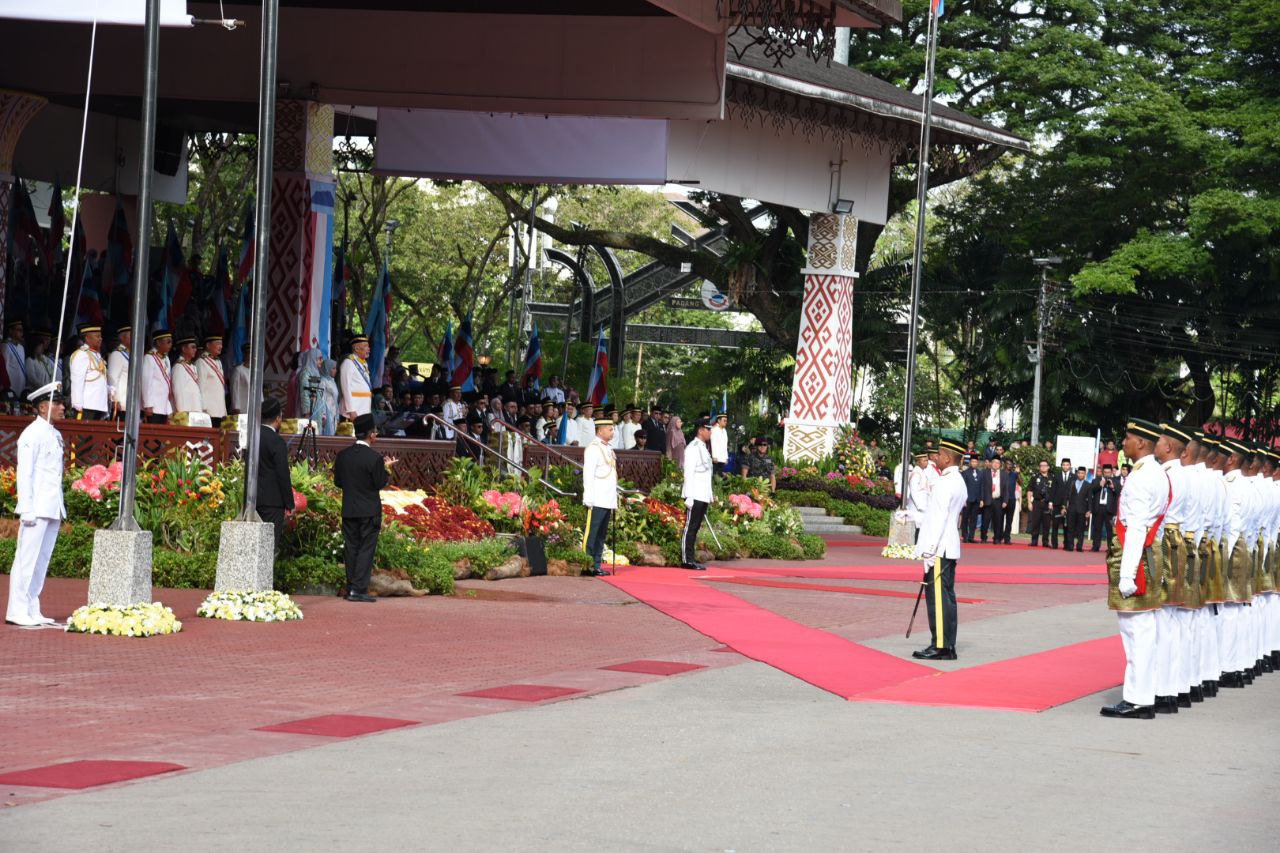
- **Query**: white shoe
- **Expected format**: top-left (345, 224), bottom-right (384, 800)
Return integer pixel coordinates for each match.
top-left (33, 615), bottom-right (56, 625)
top-left (5, 616), bottom-right (43, 628)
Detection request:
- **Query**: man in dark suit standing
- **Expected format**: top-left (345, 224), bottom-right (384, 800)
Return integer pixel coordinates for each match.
top-left (1064, 466), bottom-right (1092, 552)
top-left (960, 456), bottom-right (982, 543)
top-left (641, 405), bottom-right (666, 453)
top-left (1048, 457), bottom-right (1074, 549)
top-left (255, 397), bottom-right (295, 554)
top-left (334, 414), bottom-right (390, 603)
top-left (1026, 459), bottom-right (1054, 547)
top-left (977, 457), bottom-right (1014, 543)
top-left (1089, 463), bottom-right (1120, 551)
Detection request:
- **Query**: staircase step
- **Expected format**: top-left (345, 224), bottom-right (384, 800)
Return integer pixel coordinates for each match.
top-left (802, 522), bottom-right (864, 535)
top-left (792, 506), bottom-right (833, 517)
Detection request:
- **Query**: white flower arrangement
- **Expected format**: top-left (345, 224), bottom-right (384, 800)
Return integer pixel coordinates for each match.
top-left (197, 589), bottom-right (304, 622)
top-left (881, 543), bottom-right (919, 560)
top-left (66, 602), bottom-right (183, 637)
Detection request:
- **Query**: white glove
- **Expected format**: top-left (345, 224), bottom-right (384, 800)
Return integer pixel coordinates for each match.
top-left (685, 498), bottom-right (694, 509)
top-left (894, 510), bottom-right (910, 523)
top-left (1118, 576), bottom-right (1137, 598)
top-left (915, 550), bottom-right (935, 563)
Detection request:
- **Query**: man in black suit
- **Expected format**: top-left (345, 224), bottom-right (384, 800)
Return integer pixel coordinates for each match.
top-left (977, 457), bottom-right (1014, 543)
top-left (1026, 459), bottom-right (1054, 547)
top-left (1089, 464), bottom-right (1120, 551)
top-left (333, 414), bottom-right (390, 603)
top-left (1048, 457), bottom-right (1074, 549)
top-left (1064, 466), bottom-right (1092, 551)
top-left (960, 456), bottom-right (982, 543)
top-left (255, 397), bottom-right (295, 554)
top-left (642, 405), bottom-right (666, 453)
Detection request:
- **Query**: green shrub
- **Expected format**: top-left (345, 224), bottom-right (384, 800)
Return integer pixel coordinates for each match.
top-left (699, 524), bottom-right (741, 560)
top-left (546, 544), bottom-right (591, 567)
top-left (47, 523), bottom-right (98, 578)
top-left (0, 537), bottom-right (14, 569)
top-left (738, 528), bottom-right (803, 560)
top-left (829, 500), bottom-right (892, 537)
top-left (797, 533), bottom-right (826, 559)
top-left (1005, 444), bottom-right (1055, 487)
top-left (376, 525), bottom-right (455, 595)
top-left (275, 555), bottom-right (344, 594)
top-left (773, 490), bottom-right (832, 509)
top-left (152, 549), bottom-right (219, 589)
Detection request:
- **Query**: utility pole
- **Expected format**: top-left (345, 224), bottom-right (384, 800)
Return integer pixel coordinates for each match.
top-left (1029, 256), bottom-right (1061, 445)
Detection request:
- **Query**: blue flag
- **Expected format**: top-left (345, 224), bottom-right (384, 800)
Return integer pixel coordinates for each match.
top-left (522, 322), bottom-right (543, 392)
top-left (230, 279), bottom-right (251, 366)
top-left (365, 263), bottom-right (392, 390)
top-left (452, 313), bottom-right (475, 392)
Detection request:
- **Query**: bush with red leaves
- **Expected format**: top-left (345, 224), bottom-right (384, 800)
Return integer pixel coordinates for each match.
top-left (382, 496), bottom-right (495, 542)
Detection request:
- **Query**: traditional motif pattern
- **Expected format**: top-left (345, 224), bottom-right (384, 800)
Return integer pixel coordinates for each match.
top-left (265, 173), bottom-right (309, 382)
top-left (0, 417), bottom-right (229, 471)
top-left (304, 103), bottom-right (335, 178)
top-left (0, 91), bottom-right (48, 330)
top-left (785, 213), bottom-right (856, 463)
top-left (271, 100), bottom-right (307, 173)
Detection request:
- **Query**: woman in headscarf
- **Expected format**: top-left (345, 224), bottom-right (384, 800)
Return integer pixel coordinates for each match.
top-left (665, 414), bottom-right (686, 464)
top-left (316, 358), bottom-right (340, 436)
top-left (295, 347), bottom-right (326, 425)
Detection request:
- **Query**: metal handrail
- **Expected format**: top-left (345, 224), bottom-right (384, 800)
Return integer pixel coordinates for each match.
top-left (494, 417), bottom-right (644, 497)
top-left (420, 412), bottom-right (574, 498)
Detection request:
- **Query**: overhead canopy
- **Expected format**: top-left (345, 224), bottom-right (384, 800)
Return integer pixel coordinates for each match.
top-left (0, 0), bottom-right (193, 27)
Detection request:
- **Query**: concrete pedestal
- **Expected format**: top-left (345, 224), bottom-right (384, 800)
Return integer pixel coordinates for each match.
top-left (214, 521), bottom-right (276, 592)
top-left (888, 516), bottom-right (917, 547)
top-left (87, 529), bottom-right (153, 606)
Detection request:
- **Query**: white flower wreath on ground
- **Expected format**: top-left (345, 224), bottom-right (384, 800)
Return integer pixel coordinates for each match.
top-left (881, 543), bottom-right (919, 560)
top-left (66, 602), bottom-right (183, 637)
top-left (197, 590), bottom-right (304, 622)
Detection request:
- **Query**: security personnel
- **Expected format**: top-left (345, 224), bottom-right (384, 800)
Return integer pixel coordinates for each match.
top-left (1101, 419), bottom-right (1171, 719)
top-left (68, 324), bottom-right (110, 420)
top-left (197, 336), bottom-right (228, 427)
top-left (441, 386), bottom-right (465, 440)
top-left (141, 330), bottom-right (174, 424)
top-left (681, 417), bottom-right (713, 570)
top-left (906, 438), bottom-right (967, 660)
top-left (170, 337), bottom-right (203, 415)
top-left (6, 382), bottom-right (65, 628)
top-left (1152, 423), bottom-right (1193, 713)
top-left (107, 326), bottom-right (132, 416)
top-left (743, 436), bottom-right (776, 491)
top-left (339, 335), bottom-right (373, 419)
top-left (581, 413), bottom-right (618, 577)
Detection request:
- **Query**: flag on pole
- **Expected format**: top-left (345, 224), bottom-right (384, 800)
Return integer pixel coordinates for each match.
top-left (205, 244), bottom-right (231, 338)
top-left (46, 177), bottom-right (65, 271)
top-left (153, 222), bottom-right (182, 330)
top-left (331, 238), bottom-right (349, 355)
top-left (584, 328), bottom-right (609, 406)
top-left (522, 322), bottom-right (543, 391)
top-left (103, 197), bottom-right (133, 296)
top-left (6, 175), bottom-right (40, 267)
top-left (451, 314), bottom-right (475, 392)
top-left (437, 321), bottom-right (454, 380)
top-left (230, 280), bottom-right (251, 366)
top-left (74, 249), bottom-right (103, 328)
top-left (932, 0), bottom-right (944, 16)
top-left (365, 262), bottom-right (392, 390)
top-left (235, 203), bottom-right (255, 284)
top-left (556, 408), bottom-right (571, 446)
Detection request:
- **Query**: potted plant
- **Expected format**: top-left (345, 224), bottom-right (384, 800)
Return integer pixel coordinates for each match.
top-left (521, 498), bottom-right (571, 577)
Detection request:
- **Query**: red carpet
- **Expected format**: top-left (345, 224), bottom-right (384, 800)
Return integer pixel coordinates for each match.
top-left (255, 714), bottom-right (418, 737)
top-left (853, 636), bottom-right (1123, 712)
top-left (0, 760), bottom-right (185, 789)
top-left (602, 660), bottom-right (706, 676)
top-left (712, 576), bottom-right (987, 604)
top-left (731, 566), bottom-right (1104, 585)
top-left (606, 567), bottom-right (934, 698)
top-left (458, 684), bottom-right (586, 702)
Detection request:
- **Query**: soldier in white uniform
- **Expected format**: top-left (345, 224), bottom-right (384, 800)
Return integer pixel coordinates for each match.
top-left (339, 335), bottom-right (373, 420)
top-left (581, 414), bottom-right (618, 577)
top-left (170, 337), bottom-right (203, 415)
top-left (6, 382), bottom-right (66, 628)
top-left (1101, 419), bottom-right (1171, 719)
top-left (107, 326), bottom-right (132, 416)
top-left (440, 386), bottom-right (466, 440)
top-left (141, 331), bottom-right (174, 424)
top-left (902, 450), bottom-right (934, 526)
top-left (1152, 423), bottom-right (1194, 713)
top-left (904, 438), bottom-right (968, 660)
top-left (619, 404), bottom-right (640, 450)
top-left (231, 343), bottom-right (252, 415)
top-left (68, 325), bottom-right (111, 420)
top-left (560, 401), bottom-right (580, 446)
top-left (681, 417), bottom-right (714, 570)
top-left (575, 402), bottom-right (597, 448)
top-left (2, 319), bottom-right (27, 401)
top-left (197, 335), bottom-right (228, 426)
top-left (710, 412), bottom-right (729, 476)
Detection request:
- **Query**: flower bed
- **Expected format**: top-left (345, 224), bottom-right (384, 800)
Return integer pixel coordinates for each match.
top-left (197, 589), bottom-right (304, 622)
top-left (382, 491), bottom-right (495, 542)
top-left (66, 602), bottom-right (182, 637)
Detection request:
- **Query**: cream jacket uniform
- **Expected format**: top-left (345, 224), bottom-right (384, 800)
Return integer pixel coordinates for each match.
top-left (339, 356), bottom-right (372, 417)
top-left (232, 364), bottom-right (251, 413)
top-left (619, 420), bottom-right (639, 450)
top-left (171, 359), bottom-right (203, 414)
top-left (3, 339), bottom-right (25, 398)
top-left (441, 399), bottom-right (465, 439)
top-left (710, 424), bottom-right (729, 464)
top-left (559, 416), bottom-right (579, 447)
top-left (24, 354), bottom-right (54, 391)
top-left (914, 465), bottom-right (966, 561)
top-left (69, 346), bottom-right (110, 413)
top-left (1118, 455), bottom-right (1170, 584)
top-left (6, 415), bottom-right (66, 625)
top-left (141, 351), bottom-right (173, 416)
top-left (575, 415), bottom-right (594, 447)
top-left (582, 437), bottom-right (618, 509)
top-left (682, 438), bottom-right (713, 506)
top-left (107, 346), bottom-right (130, 410)
top-left (196, 355), bottom-right (227, 418)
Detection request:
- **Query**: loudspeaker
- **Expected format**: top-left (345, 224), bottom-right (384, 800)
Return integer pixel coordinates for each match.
top-left (153, 126), bottom-right (185, 176)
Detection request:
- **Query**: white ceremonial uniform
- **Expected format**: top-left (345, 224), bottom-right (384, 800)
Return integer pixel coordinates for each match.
top-left (682, 438), bottom-right (713, 506)
top-left (575, 415), bottom-right (594, 446)
top-left (141, 351), bottom-right (173, 416)
top-left (620, 420), bottom-right (639, 450)
top-left (3, 339), bottom-right (26, 399)
top-left (582, 437), bottom-right (618, 510)
top-left (1189, 461), bottom-right (1219, 688)
top-left (1156, 458), bottom-right (1191, 699)
top-left (171, 359), bottom-right (203, 414)
top-left (609, 424), bottom-right (624, 450)
top-left (543, 386), bottom-right (565, 404)
top-left (710, 424), bottom-right (729, 466)
top-left (1220, 468), bottom-right (1251, 673)
top-left (24, 354), bottom-right (54, 391)
top-left (107, 345), bottom-right (130, 410)
top-left (560, 416), bottom-right (579, 447)
top-left (441, 399), bottom-right (465, 439)
top-left (197, 354), bottom-right (228, 419)
top-left (914, 465), bottom-right (966, 562)
top-left (1115, 454), bottom-right (1170, 707)
top-left (6, 414), bottom-right (65, 625)
top-left (905, 464), bottom-right (934, 521)
top-left (232, 363), bottom-right (251, 413)
top-left (339, 356), bottom-right (373, 417)
top-left (68, 345), bottom-right (110, 414)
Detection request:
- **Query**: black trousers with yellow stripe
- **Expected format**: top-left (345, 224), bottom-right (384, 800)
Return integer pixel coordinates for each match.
top-left (925, 557), bottom-right (958, 650)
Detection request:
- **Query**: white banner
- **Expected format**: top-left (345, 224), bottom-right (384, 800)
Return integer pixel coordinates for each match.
top-left (0, 1), bottom-right (192, 26)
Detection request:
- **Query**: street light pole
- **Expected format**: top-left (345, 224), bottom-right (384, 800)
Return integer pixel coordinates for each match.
top-left (1029, 256), bottom-right (1061, 446)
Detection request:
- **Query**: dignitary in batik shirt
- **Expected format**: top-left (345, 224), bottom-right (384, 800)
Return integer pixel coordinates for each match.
top-left (339, 335), bottom-right (373, 420)
top-left (141, 331), bottom-right (174, 424)
top-left (197, 336), bottom-right (228, 427)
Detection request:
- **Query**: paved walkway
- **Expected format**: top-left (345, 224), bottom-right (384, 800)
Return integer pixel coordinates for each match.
top-left (3, 538), bottom-right (1276, 849)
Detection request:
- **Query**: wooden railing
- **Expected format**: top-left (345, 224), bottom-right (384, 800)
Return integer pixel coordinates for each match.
top-left (522, 445), bottom-right (665, 491)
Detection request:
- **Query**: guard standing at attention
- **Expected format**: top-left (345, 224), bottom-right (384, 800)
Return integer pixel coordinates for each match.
top-left (905, 438), bottom-right (968, 660)
top-left (681, 417), bottom-right (714, 571)
top-left (6, 382), bottom-right (66, 628)
top-left (1100, 419), bottom-right (1171, 720)
top-left (107, 326), bottom-right (132, 417)
top-left (581, 413), bottom-right (618, 577)
top-left (68, 325), bottom-right (110, 420)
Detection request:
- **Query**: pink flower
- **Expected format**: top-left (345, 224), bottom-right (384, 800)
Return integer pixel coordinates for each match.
top-left (87, 487), bottom-right (102, 500)
top-left (81, 465), bottom-right (111, 489)
top-left (292, 489), bottom-right (308, 512)
top-left (106, 461), bottom-right (124, 483)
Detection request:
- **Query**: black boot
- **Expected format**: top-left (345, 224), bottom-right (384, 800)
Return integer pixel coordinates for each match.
top-left (1220, 671), bottom-right (1245, 688)
top-left (1100, 701), bottom-right (1155, 719)
top-left (1189, 684), bottom-right (1205, 703)
top-left (1153, 695), bottom-right (1179, 713)
top-left (1175, 692), bottom-right (1192, 708)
